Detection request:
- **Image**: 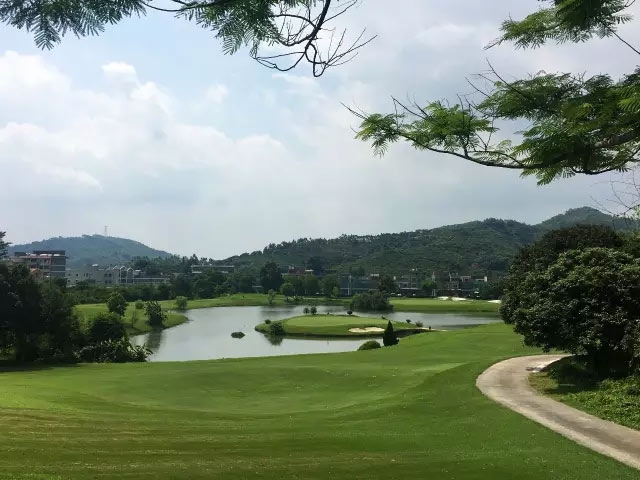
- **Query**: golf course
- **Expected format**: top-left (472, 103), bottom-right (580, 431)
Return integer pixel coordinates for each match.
top-left (0, 322), bottom-right (636, 479)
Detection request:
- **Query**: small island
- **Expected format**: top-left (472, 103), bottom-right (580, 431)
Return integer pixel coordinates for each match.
top-left (255, 314), bottom-right (428, 338)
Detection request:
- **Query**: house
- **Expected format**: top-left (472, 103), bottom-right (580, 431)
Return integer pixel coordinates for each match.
top-left (10, 250), bottom-right (67, 279)
top-left (190, 264), bottom-right (235, 275)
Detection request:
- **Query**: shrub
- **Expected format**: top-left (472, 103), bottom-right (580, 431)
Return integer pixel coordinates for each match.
top-left (310, 306), bottom-right (317, 315)
top-left (174, 296), bottom-right (188, 310)
top-left (350, 291), bottom-right (393, 312)
top-left (406, 319), bottom-right (412, 324)
top-left (135, 299), bottom-right (144, 310)
top-left (303, 307), bottom-right (310, 314)
top-left (383, 321), bottom-right (399, 347)
top-left (264, 319), bottom-right (272, 324)
top-left (89, 312), bottom-right (127, 343)
top-left (77, 339), bottom-right (151, 363)
top-left (358, 340), bottom-right (381, 351)
top-left (268, 321), bottom-right (285, 336)
top-left (347, 310), bottom-right (353, 315)
top-left (267, 289), bottom-right (276, 305)
top-left (415, 321), bottom-right (424, 328)
top-left (231, 331), bottom-right (245, 339)
top-left (144, 300), bottom-right (166, 327)
top-left (106, 292), bottom-right (127, 317)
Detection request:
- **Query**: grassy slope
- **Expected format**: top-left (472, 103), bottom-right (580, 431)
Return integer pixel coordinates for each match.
top-left (0, 324), bottom-right (636, 479)
top-left (530, 357), bottom-right (640, 431)
top-left (75, 303), bottom-right (187, 336)
top-left (255, 314), bottom-right (417, 337)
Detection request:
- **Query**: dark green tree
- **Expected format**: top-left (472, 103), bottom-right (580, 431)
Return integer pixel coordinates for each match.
top-left (260, 262), bottom-right (284, 292)
top-left (382, 321), bottom-right (399, 347)
top-left (280, 282), bottom-right (295, 300)
top-left (421, 279), bottom-right (437, 296)
top-left (355, 0), bottom-right (640, 184)
top-left (303, 274), bottom-right (320, 296)
top-left (307, 256), bottom-right (325, 275)
top-left (377, 275), bottom-right (397, 294)
top-left (267, 289), bottom-right (276, 306)
top-left (89, 312), bottom-right (127, 343)
top-left (106, 292), bottom-right (128, 317)
top-left (321, 274), bottom-right (339, 297)
top-left (0, 0), bottom-right (371, 76)
top-left (144, 301), bottom-right (166, 327)
top-left (0, 231), bottom-right (9, 258)
top-left (291, 276), bottom-right (305, 296)
top-left (175, 296), bottom-right (188, 310)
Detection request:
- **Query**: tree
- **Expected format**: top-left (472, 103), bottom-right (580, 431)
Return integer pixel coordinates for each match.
top-left (144, 301), bottom-right (166, 327)
top-left (175, 296), bottom-right (188, 310)
top-left (310, 306), bottom-right (317, 315)
top-left (280, 282), bottom-right (295, 300)
top-left (267, 289), bottom-right (276, 306)
top-left (377, 275), bottom-right (397, 295)
top-left (39, 282), bottom-right (84, 359)
top-left (355, 0), bottom-right (640, 184)
top-left (350, 265), bottom-right (366, 277)
top-left (89, 312), bottom-right (127, 343)
top-left (0, 231), bottom-right (9, 258)
top-left (421, 279), bottom-right (437, 297)
top-left (106, 292), bottom-right (127, 317)
top-left (350, 291), bottom-right (392, 312)
top-left (382, 321), bottom-right (399, 347)
top-left (503, 248), bottom-right (640, 375)
top-left (0, 0), bottom-right (371, 77)
top-left (321, 274), bottom-right (339, 297)
top-left (307, 256), bottom-right (325, 275)
top-left (291, 276), bottom-right (305, 296)
top-left (303, 274), bottom-right (320, 296)
top-left (261, 262), bottom-right (284, 292)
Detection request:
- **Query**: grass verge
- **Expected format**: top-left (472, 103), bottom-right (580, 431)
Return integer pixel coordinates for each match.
top-left (0, 324), bottom-right (636, 479)
top-left (530, 356), bottom-right (640, 431)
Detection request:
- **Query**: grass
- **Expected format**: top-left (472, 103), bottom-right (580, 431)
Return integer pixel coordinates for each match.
top-left (0, 323), bottom-right (636, 479)
top-left (530, 356), bottom-right (640, 431)
top-left (75, 303), bottom-right (187, 336)
top-left (255, 314), bottom-right (418, 337)
top-left (390, 297), bottom-right (500, 314)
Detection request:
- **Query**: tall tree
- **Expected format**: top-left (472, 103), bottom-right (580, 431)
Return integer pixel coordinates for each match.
top-left (321, 274), bottom-right (339, 297)
top-left (0, 231), bottom-right (8, 258)
top-left (303, 274), bottom-right (320, 296)
top-left (0, 0), bottom-right (372, 76)
top-left (260, 262), bottom-right (284, 292)
top-left (355, 0), bottom-right (640, 184)
top-left (377, 275), bottom-right (397, 294)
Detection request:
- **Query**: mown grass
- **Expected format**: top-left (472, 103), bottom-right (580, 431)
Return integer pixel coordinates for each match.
top-left (255, 314), bottom-right (418, 337)
top-left (75, 303), bottom-right (187, 336)
top-left (390, 297), bottom-right (500, 314)
top-left (0, 323), bottom-right (636, 479)
top-left (530, 357), bottom-right (640, 431)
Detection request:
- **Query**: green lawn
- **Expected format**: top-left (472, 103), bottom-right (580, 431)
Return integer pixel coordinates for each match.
top-left (390, 297), bottom-right (500, 314)
top-left (255, 314), bottom-right (418, 337)
top-left (75, 303), bottom-right (187, 336)
top-left (0, 323), bottom-right (636, 479)
top-left (530, 357), bottom-right (640, 431)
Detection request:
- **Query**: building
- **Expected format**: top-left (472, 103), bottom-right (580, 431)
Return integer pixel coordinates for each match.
top-left (394, 270), bottom-right (422, 294)
top-left (10, 250), bottom-right (67, 279)
top-left (190, 264), bottom-right (235, 275)
top-left (339, 275), bottom-right (378, 296)
top-left (66, 265), bottom-right (120, 286)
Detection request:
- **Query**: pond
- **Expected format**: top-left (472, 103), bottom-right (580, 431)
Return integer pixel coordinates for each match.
top-left (132, 305), bottom-right (499, 362)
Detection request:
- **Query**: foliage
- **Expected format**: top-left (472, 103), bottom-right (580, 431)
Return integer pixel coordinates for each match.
top-left (231, 331), bottom-right (245, 339)
top-left (264, 319), bottom-right (271, 324)
top-left (415, 321), bottom-right (424, 328)
top-left (421, 279), bottom-right (437, 294)
top-left (174, 296), bottom-right (188, 310)
top-left (358, 340), bottom-right (381, 351)
top-left (321, 274), bottom-right (339, 297)
top-left (89, 312), bottom-right (127, 343)
top-left (106, 292), bottom-right (127, 317)
top-left (347, 310), bottom-right (353, 315)
top-left (303, 274), bottom-right (320, 295)
top-left (382, 321), bottom-right (399, 347)
top-left (135, 299), bottom-right (144, 309)
top-left (260, 262), bottom-right (284, 292)
top-left (76, 338), bottom-right (150, 363)
top-left (267, 289), bottom-right (276, 306)
top-left (280, 282), bottom-right (295, 299)
top-left (355, 0), bottom-right (640, 184)
top-left (267, 321), bottom-right (285, 336)
top-left (377, 275), bottom-right (397, 294)
top-left (406, 319), bottom-right (412, 324)
top-left (0, 231), bottom-right (8, 258)
top-left (303, 307), bottom-right (310, 314)
top-left (310, 306), bottom-right (317, 315)
top-left (350, 291), bottom-right (393, 312)
top-left (504, 247), bottom-right (640, 374)
top-left (144, 301), bottom-right (166, 327)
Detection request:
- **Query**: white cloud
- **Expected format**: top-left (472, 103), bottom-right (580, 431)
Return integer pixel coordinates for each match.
top-left (205, 84), bottom-right (229, 104)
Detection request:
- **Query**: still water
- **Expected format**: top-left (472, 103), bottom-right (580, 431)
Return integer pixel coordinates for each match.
top-left (132, 305), bottom-right (499, 362)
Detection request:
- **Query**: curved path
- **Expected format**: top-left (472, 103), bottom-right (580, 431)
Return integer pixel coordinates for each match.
top-left (477, 355), bottom-right (640, 470)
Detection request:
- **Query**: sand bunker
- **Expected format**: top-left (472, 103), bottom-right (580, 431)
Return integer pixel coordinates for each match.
top-left (487, 299), bottom-right (502, 304)
top-left (349, 327), bottom-right (385, 333)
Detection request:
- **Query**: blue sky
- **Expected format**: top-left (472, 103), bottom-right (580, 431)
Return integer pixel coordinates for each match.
top-left (1, 1), bottom-right (638, 258)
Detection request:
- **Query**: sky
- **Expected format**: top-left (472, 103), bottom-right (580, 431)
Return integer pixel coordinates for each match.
top-left (1, 0), bottom-right (638, 258)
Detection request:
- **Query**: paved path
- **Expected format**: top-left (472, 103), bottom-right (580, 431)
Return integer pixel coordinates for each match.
top-left (476, 355), bottom-right (640, 470)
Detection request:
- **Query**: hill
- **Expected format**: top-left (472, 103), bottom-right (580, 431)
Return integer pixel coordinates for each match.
top-left (8, 235), bottom-right (172, 267)
top-left (220, 207), bottom-right (636, 276)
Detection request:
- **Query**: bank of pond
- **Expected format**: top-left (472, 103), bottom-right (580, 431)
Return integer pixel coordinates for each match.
top-left (131, 305), bottom-right (499, 362)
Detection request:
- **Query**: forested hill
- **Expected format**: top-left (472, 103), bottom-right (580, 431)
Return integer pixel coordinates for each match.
top-left (8, 235), bottom-right (172, 267)
top-left (222, 207), bottom-right (637, 276)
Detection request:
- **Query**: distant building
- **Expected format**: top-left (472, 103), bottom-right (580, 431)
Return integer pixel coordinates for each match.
top-left (10, 250), bottom-right (67, 279)
top-left (339, 275), bottom-right (378, 296)
top-left (190, 264), bottom-right (235, 275)
top-left (66, 265), bottom-right (119, 286)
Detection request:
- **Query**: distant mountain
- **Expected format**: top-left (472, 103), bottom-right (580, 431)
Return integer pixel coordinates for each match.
top-left (8, 235), bottom-right (173, 267)
top-left (220, 207), bottom-right (636, 276)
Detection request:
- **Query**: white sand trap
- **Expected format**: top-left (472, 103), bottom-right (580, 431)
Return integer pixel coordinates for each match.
top-left (437, 296), bottom-right (450, 300)
top-left (349, 327), bottom-right (385, 333)
top-left (487, 299), bottom-right (502, 304)
top-left (451, 297), bottom-right (470, 301)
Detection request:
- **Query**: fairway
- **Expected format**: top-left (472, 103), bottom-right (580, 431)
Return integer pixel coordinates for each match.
top-left (0, 323), bottom-right (636, 479)
top-left (390, 297), bottom-right (500, 314)
top-left (255, 314), bottom-right (416, 337)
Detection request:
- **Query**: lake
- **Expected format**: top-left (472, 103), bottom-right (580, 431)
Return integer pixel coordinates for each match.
top-left (132, 305), bottom-right (499, 362)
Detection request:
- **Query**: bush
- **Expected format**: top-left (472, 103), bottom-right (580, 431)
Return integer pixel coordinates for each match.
top-left (350, 291), bottom-right (393, 312)
top-left (264, 319), bottom-right (272, 324)
top-left (358, 340), bottom-right (381, 351)
top-left (310, 306), bottom-right (317, 315)
top-left (231, 331), bottom-right (245, 339)
top-left (144, 300), bottom-right (166, 327)
top-left (135, 300), bottom-right (144, 310)
top-left (174, 296), bottom-right (188, 310)
top-left (303, 307), bottom-right (310, 314)
top-left (268, 321), bottom-right (285, 336)
top-left (89, 312), bottom-right (127, 343)
top-left (383, 321), bottom-right (399, 347)
top-left (106, 292), bottom-right (127, 317)
top-left (406, 319), bottom-right (412, 324)
top-left (77, 339), bottom-right (151, 363)
top-left (415, 321), bottom-right (424, 328)
top-left (347, 310), bottom-right (353, 315)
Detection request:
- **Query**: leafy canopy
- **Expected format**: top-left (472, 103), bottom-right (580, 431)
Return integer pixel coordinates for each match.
top-left (355, 0), bottom-right (640, 184)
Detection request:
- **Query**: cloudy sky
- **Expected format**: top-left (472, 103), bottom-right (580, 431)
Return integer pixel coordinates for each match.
top-left (1, 0), bottom-right (638, 258)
